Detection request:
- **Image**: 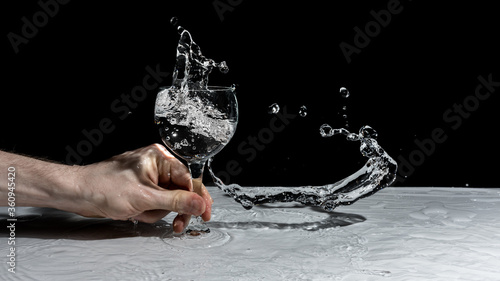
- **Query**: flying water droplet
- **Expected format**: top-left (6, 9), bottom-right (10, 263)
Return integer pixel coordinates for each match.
top-left (347, 133), bottom-right (360, 141)
top-left (359, 125), bottom-right (378, 139)
top-left (218, 61), bottom-right (229, 74)
top-left (340, 87), bottom-right (350, 98)
top-left (268, 103), bottom-right (280, 114)
top-left (177, 25), bottom-right (185, 34)
top-left (299, 105), bottom-right (307, 117)
top-left (170, 17), bottom-right (179, 27)
top-left (319, 124), bottom-right (334, 137)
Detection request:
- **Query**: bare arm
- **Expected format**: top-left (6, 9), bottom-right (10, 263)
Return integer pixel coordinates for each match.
top-left (0, 144), bottom-right (212, 233)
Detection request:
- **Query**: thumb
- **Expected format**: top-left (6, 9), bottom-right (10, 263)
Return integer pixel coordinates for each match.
top-left (151, 188), bottom-right (206, 216)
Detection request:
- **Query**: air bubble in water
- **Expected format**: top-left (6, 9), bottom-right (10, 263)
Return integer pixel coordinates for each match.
top-left (340, 87), bottom-right (350, 98)
top-left (299, 105), bottom-right (307, 117)
top-left (268, 103), bottom-right (280, 114)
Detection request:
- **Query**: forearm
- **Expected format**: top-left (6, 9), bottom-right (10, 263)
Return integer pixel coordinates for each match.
top-left (0, 150), bottom-right (84, 213)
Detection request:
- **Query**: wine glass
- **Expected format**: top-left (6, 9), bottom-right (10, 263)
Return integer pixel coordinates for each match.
top-left (155, 85), bottom-right (238, 247)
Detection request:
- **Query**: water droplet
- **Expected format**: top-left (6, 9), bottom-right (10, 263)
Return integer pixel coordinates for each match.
top-left (360, 138), bottom-right (380, 157)
top-left (347, 133), bottom-right (360, 141)
top-left (334, 128), bottom-right (349, 135)
top-left (359, 125), bottom-right (378, 139)
top-left (342, 106), bottom-right (347, 111)
top-left (319, 124), bottom-right (334, 137)
top-left (299, 105), bottom-right (307, 117)
top-left (218, 61), bottom-right (229, 74)
top-left (340, 87), bottom-right (350, 98)
top-left (268, 103), bottom-right (280, 114)
top-left (177, 25), bottom-right (185, 34)
top-left (342, 114), bottom-right (348, 119)
top-left (170, 17), bottom-right (179, 27)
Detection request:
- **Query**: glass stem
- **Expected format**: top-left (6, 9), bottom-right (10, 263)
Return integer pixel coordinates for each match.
top-left (188, 161), bottom-right (205, 180)
top-left (186, 161), bottom-right (210, 233)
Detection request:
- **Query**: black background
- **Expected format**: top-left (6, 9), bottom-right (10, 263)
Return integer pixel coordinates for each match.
top-left (2, 1), bottom-right (499, 187)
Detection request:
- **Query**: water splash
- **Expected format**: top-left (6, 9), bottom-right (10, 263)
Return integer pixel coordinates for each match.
top-left (171, 21), bottom-right (228, 90)
top-left (339, 87), bottom-right (350, 128)
top-left (156, 21), bottom-right (237, 247)
top-left (340, 87), bottom-right (350, 98)
top-left (299, 105), bottom-right (308, 117)
top-left (155, 22), bottom-right (237, 162)
top-left (268, 103), bottom-right (280, 114)
top-left (208, 125), bottom-right (397, 211)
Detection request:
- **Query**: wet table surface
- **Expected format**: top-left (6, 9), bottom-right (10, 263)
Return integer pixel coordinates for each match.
top-left (2, 187), bottom-right (500, 280)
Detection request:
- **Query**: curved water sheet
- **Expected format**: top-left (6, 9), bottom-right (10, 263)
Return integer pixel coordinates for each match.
top-left (208, 125), bottom-right (398, 211)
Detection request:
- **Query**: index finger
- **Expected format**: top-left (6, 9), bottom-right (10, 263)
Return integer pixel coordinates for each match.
top-left (153, 144), bottom-right (193, 192)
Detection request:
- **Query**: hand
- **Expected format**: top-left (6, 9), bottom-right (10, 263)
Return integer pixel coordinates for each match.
top-left (75, 144), bottom-right (212, 233)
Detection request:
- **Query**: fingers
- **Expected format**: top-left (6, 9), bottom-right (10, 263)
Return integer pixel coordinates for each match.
top-left (153, 144), bottom-right (193, 192)
top-left (192, 178), bottom-right (213, 222)
top-left (173, 214), bottom-right (191, 233)
top-left (151, 188), bottom-right (206, 217)
top-left (134, 210), bottom-right (170, 224)
top-left (152, 144), bottom-right (213, 221)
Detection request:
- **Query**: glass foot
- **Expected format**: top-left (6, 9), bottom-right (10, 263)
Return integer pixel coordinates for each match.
top-left (161, 228), bottom-right (231, 249)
